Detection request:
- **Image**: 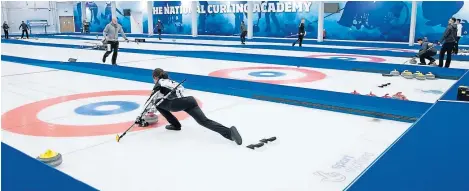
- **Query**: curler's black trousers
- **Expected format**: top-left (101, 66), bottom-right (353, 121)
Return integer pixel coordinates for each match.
top-left (155, 96), bottom-right (232, 140)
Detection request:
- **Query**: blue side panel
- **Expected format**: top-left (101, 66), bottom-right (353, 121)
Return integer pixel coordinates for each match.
top-left (1, 142), bottom-right (98, 191)
top-left (2, 39), bottom-right (466, 80)
top-left (18, 34), bottom-right (469, 61)
top-left (54, 32), bottom-right (469, 49)
top-left (441, 71), bottom-right (469, 100)
top-left (346, 100), bottom-right (469, 191)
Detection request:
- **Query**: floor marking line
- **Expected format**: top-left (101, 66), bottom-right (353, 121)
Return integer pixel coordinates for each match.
top-left (117, 56), bottom-right (179, 64)
top-left (439, 100), bottom-right (469, 104)
top-left (1, 69), bottom-right (60, 78)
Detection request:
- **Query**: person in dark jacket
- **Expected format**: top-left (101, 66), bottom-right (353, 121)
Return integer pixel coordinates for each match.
top-left (2, 21), bottom-right (9, 39)
top-left (438, 17), bottom-right (458, 68)
top-left (416, 38), bottom-right (437, 65)
top-left (82, 20), bottom-right (90, 34)
top-left (240, 21), bottom-right (247, 44)
top-left (292, 18), bottom-right (306, 47)
top-left (19, 21), bottom-right (29, 39)
top-left (150, 68), bottom-right (243, 145)
top-left (155, 20), bottom-right (164, 40)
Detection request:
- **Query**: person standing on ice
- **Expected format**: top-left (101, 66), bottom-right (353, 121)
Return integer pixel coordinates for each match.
top-left (292, 18), bottom-right (306, 47)
top-left (19, 21), bottom-right (29, 39)
top-left (438, 17), bottom-right (457, 68)
top-left (2, 21), bottom-right (9, 39)
top-left (150, 68), bottom-right (243, 145)
top-left (155, 20), bottom-right (164, 40)
top-left (240, 21), bottom-right (247, 44)
top-left (102, 18), bottom-right (128, 66)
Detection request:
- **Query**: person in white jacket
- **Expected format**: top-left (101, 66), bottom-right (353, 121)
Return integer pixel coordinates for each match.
top-left (454, 19), bottom-right (463, 54)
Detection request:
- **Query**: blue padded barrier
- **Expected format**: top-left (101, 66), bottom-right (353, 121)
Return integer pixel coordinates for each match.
top-left (3, 39), bottom-right (466, 80)
top-left (441, 71), bottom-right (469, 100)
top-left (33, 34), bottom-right (469, 62)
top-left (2, 142), bottom-right (98, 191)
top-left (346, 100), bottom-right (469, 191)
top-left (38, 32), bottom-right (427, 49)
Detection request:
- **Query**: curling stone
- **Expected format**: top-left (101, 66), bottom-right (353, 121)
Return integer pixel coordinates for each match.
top-left (390, 69), bottom-right (400, 76)
top-left (382, 93), bottom-right (392, 98)
top-left (142, 112), bottom-right (158, 125)
top-left (392, 92), bottom-right (408, 100)
top-left (367, 92), bottom-right (377, 97)
top-left (351, 90), bottom-right (360, 95)
top-left (401, 70), bottom-right (414, 79)
top-left (409, 58), bottom-right (417, 64)
top-left (425, 72), bottom-right (436, 80)
top-left (415, 73), bottom-right (426, 80)
top-left (36, 149), bottom-right (62, 167)
top-left (413, 71), bottom-right (422, 78)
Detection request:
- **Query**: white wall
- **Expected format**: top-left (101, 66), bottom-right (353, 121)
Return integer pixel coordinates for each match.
top-left (131, 11), bottom-right (143, 34)
top-left (56, 1), bottom-right (74, 17)
top-left (116, 1), bottom-right (145, 34)
top-left (2, 1), bottom-right (58, 34)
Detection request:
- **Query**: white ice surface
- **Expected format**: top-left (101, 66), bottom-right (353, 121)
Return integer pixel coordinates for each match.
top-left (1, 62), bottom-right (411, 191)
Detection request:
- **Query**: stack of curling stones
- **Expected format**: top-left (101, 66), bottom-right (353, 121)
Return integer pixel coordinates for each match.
top-left (351, 91), bottom-right (409, 100)
top-left (391, 92), bottom-right (408, 100)
top-left (37, 149), bottom-right (62, 167)
top-left (387, 69), bottom-right (436, 80)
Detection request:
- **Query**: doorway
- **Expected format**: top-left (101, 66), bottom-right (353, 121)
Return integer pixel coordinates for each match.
top-left (59, 16), bottom-right (75, 33)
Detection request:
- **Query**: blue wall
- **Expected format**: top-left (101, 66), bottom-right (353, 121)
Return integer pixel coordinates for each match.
top-left (152, 1), bottom-right (192, 35)
top-left (74, 2), bottom-right (112, 33)
top-left (197, 1), bottom-right (245, 36)
top-left (252, 1), bottom-right (318, 38)
top-left (415, 1), bottom-right (468, 45)
top-left (72, 1), bottom-right (469, 43)
top-left (324, 1), bottom-right (411, 42)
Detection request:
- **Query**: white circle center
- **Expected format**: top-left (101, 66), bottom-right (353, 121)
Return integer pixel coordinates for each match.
top-left (95, 105), bottom-right (120, 111)
top-left (260, 72), bottom-right (275, 76)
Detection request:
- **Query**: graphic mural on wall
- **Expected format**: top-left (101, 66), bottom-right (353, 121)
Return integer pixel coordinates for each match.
top-left (74, 1), bottom-right (147, 34)
top-left (72, 1), bottom-right (467, 44)
top-left (152, 1), bottom-right (192, 34)
top-left (73, 1), bottom-right (112, 33)
top-left (150, 1), bottom-right (413, 41)
top-left (115, 2), bottom-right (134, 33)
top-left (251, 1), bottom-right (318, 38)
top-left (115, 1), bottom-right (149, 34)
top-left (151, 1), bottom-right (318, 37)
top-left (415, 1), bottom-right (468, 45)
top-left (324, 1), bottom-right (412, 42)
